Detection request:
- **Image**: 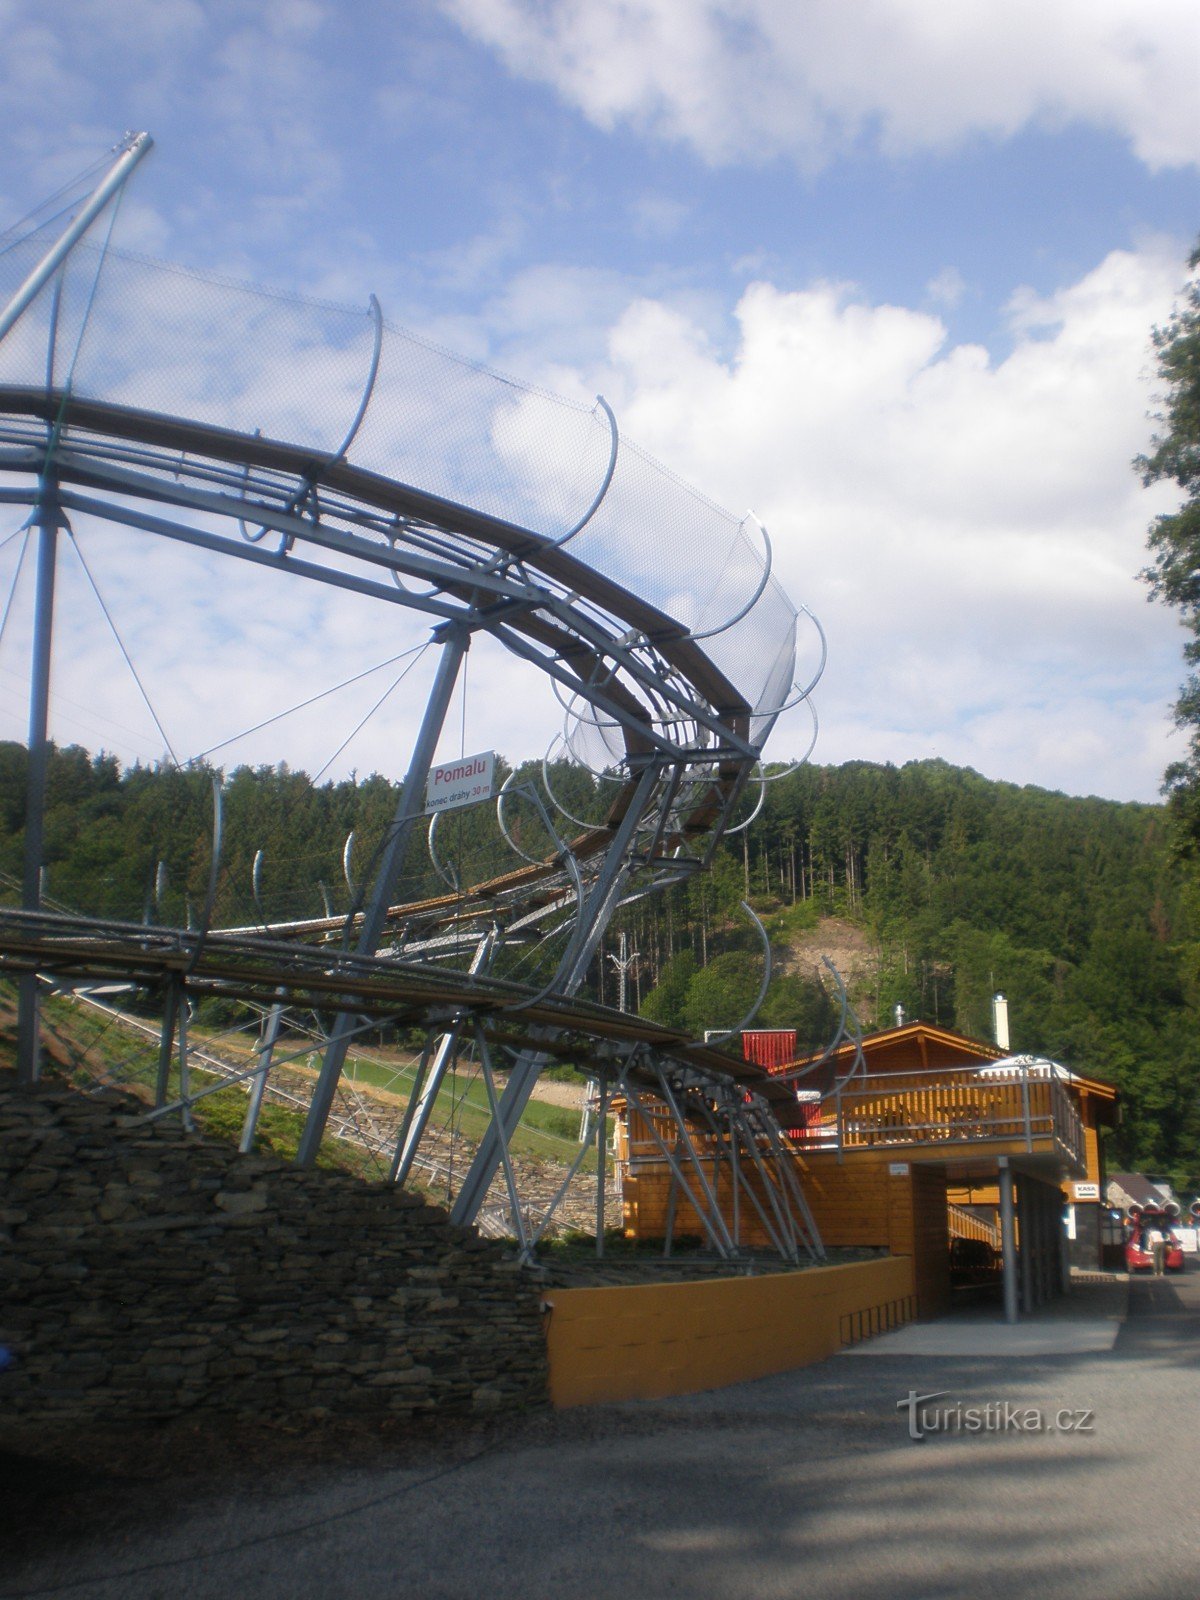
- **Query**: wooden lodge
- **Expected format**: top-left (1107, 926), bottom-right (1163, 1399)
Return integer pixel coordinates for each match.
top-left (616, 1019), bottom-right (1118, 1319)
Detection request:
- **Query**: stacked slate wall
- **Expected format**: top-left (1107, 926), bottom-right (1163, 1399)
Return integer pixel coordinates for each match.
top-left (0, 1072), bottom-right (547, 1430)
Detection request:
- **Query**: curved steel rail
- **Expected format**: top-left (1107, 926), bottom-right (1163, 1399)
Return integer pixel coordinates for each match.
top-left (0, 178), bottom-right (823, 1249)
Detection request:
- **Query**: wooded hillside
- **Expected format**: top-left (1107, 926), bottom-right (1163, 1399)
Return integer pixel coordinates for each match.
top-left (2, 743), bottom-right (1197, 1186)
top-left (630, 759), bottom-right (1200, 1188)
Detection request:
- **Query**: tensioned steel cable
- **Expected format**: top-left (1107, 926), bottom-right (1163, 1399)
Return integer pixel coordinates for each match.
top-left (0, 196), bottom-right (99, 260)
top-left (66, 530), bottom-right (183, 768)
top-left (319, 639), bottom-right (449, 950)
top-left (449, 644), bottom-right (470, 962)
top-left (310, 640), bottom-right (432, 787)
top-left (190, 638), bottom-right (430, 763)
top-left (192, 641), bottom-right (437, 941)
top-left (0, 149), bottom-right (115, 257)
top-left (0, 523), bottom-right (30, 554)
top-left (44, 179), bottom-right (128, 466)
top-left (0, 528), bottom-right (29, 650)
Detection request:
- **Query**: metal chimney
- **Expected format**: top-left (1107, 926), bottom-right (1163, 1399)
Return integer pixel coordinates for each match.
top-left (893, 1003), bottom-right (907, 1028)
top-left (992, 992), bottom-right (1010, 1051)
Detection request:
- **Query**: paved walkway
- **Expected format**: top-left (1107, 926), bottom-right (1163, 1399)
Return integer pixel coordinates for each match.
top-left (841, 1273), bottom-right (1127, 1356)
top-left (5, 1271), bottom-right (1199, 1600)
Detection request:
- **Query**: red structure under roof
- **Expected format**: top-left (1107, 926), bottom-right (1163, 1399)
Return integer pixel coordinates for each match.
top-left (741, 1029), bottom-right (797, 1073)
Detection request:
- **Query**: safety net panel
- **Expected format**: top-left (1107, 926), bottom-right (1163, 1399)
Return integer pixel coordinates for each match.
top-left (0, 234), bottom-right (802, 729)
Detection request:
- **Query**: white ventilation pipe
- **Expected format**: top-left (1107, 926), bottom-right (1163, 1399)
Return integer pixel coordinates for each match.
top-left (993, 992), bottom-right (1010, 1052)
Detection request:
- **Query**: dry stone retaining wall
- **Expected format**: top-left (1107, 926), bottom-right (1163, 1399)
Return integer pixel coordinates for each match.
top-left (0, 1072), bottom-right (548, 1431)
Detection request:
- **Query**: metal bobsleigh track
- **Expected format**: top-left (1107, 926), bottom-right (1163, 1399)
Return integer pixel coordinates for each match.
top-left (0, 134), bottom-right (833, 1261)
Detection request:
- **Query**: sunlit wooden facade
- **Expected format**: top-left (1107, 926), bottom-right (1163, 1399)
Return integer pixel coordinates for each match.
top-left (616, 1020), bottom-right (1118, 1316)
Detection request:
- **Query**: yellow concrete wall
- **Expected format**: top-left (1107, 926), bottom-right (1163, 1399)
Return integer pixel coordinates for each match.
top-left (543, 1255), bottom-right (916, 1408)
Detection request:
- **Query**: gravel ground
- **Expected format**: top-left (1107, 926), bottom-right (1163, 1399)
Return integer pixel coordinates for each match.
top-left (4, 1271), bottom-right (1198, 1600)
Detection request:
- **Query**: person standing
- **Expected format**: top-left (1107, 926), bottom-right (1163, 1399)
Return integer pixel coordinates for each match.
top-left (1144, 1217), bottom-right (1168, 1275)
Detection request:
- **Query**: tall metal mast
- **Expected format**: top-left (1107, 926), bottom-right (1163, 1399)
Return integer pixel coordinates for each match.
top-left (10, 131), bottom-right (154, 1083)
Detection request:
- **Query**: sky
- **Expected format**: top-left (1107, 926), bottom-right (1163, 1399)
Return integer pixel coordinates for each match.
top-left (1, 0), bottom-right (1198, 804)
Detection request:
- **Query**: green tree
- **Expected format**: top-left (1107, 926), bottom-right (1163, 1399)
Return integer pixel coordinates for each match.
top-left (1138, 240), bottom-right (1200, 838)
top-left (681, 951), bottom-right (762, 1037)
top-left (639, 949), bottom-right (697, 1029)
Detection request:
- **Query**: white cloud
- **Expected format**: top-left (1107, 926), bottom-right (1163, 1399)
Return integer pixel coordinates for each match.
top-left (416, 215), bottom-right (529, 296)
top-left (925, 267), bottom-right (966, 310)
top-left (441, 0), bottom-right (1200, 171)
top-left (629, 193), bottom-right (691, 239)
top-left (0, 516), bottom-right (570, 789)
top-left (0, 196), bottom-right (1190, 805)
top-left (205, 5), bottom-right (342, 199)
top-left (0, 242), bottom-right (615, 786)
top-left (0, 1), bottom-right (343, 264)
top-left (542, 240), bottom-right (1189, 800)
top-left (0, 1), bottom-right (205, 131)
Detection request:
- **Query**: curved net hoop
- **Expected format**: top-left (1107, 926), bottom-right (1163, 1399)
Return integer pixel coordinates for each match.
top-left (0, 237), bottom-right (799, 727)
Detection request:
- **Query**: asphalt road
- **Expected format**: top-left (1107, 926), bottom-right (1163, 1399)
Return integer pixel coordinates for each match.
top-left (5, 1272), bottom-right (1199, 1600)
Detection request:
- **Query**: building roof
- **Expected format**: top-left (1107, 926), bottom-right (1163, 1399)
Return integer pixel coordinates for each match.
top-left (783, 1018), bottom-right (1117, 1109)
top-left (786, 1018), bottom-right (1001, 1074)
top-left (1108, 1172), bottom-right (1174, 1209)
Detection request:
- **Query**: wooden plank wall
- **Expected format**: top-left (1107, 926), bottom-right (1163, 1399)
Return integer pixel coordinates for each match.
top-left (621, 1166), bottom-right (792, 1251)
top-left (909, 1164), bottom-right (952, 1318)
top-left (544, 1256), bottom-right (918, 1406)
top-left (622, 1151), bottom-right (951, 1318)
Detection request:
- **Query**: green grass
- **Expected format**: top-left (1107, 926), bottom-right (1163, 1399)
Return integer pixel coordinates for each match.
top-left (25, 993), bottom-right (384, 1179)
top-left (173, 1086), bottom-right (384, 1177)
top-left (27, 990), bottom-right (607, 1178)
top-left (538, 1228), bottom-right (705, 1261)
top-left (340, 1053), bottom-right (612, 1171)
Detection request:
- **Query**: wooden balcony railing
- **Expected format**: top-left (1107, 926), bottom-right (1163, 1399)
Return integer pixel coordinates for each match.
top-left (790, 1065), bottom-right (1085, 1168)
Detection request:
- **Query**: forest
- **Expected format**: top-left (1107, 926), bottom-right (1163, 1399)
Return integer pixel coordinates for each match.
top-left (2, 740), bottom-right (1197, 1188)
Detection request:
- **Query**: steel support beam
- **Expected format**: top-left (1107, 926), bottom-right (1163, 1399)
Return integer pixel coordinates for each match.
top-left (999, 1158), bottom-right (1019, 1325)
top-left (177, 991), bottom-right (194, 1132)
top-left (695, 1097), bottom-right (782, 1257)
top-left (474, 1026), bottom-right (528, 1254)
top-left (296, 623), bottom-right (469, 1165)
top-left (595, 1071), bottom-right (608, 1256)
top-left (154, 979), bottom-right (181, 1107)
top-left (761, 1115), bottom-right (824, 1261)
top-left (447, 762), bottom-right (660, 1227)
top-left (619, 1071), bottom-right (732, 1259)
top-left (663, 1162), bottom-right (679, 1257)
top-left (1018, 1174), bottom-right (1034, 1314)
top-left (0, 133), bottom-right (153, 343)
top-left (16, 487), bottom-right (62, 1083)
top-left (240, 999), bottom-right (284, 1153)
top-left (729, 1104), bottom-right (742, 1248)
top-left (653, 1069), bottom-right (736, 1256)
top-left (726, 1103), bottom-right (800, 1262)
top-left (41, 471), bottom-right (757, 763)
top-left (525, 1102), bottom-right (599, 1258)
top-left (388, 1028), bottom-right (441, 1184)
top-left (391, 931), bottom-right (496, 1186)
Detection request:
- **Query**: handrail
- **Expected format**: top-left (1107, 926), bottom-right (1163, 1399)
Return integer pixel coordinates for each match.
top-left (948, 1203), bottom-right (1003, 1248)
top-left (787, 1067), bottom-right (1086, 1164)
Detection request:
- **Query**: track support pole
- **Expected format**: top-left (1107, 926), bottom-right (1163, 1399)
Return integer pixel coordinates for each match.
top-left (16, 484), bottom-right (63, 1084)
top-left (296, 623), bottom-right (469, 1166)
top-left (240, 999), bottom-right (284, 1152)
top-left (1000, 1157), bottom-right (1019, 1324)
top-left (0, 133), bottom-right (153, 345)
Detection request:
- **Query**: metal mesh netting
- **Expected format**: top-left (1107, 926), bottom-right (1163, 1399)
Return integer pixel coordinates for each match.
top-left (0, 229), bottom-right (799, 725)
